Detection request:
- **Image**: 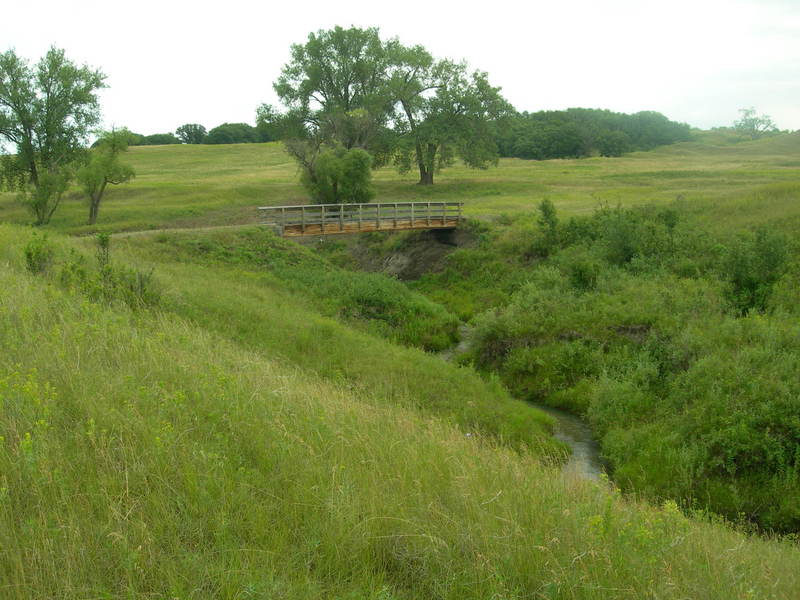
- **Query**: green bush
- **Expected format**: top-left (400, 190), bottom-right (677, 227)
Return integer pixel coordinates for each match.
top-left (722, 228), bottom-right (788, 314)
top-left (302, 147), bottom-right (375, 204)
top-left (24, 233), bottom-right (54, 274)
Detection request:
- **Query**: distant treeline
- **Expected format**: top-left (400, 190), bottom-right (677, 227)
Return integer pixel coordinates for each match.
top-left (496, 108), bottom-right (692, 159)
top-left (124, 109), bottom-right (692, 156)
top-left (126, 121), bottom-right (273, 146)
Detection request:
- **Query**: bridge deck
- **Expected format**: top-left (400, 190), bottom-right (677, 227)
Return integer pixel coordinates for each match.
top-left (258, 202), bottom-right (462, 236)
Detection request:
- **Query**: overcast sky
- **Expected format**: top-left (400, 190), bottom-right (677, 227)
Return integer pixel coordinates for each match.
top-left (2, 0), bottom-right (798, 134)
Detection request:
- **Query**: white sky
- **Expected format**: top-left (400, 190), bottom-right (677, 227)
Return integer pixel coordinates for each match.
top-left (2, 0), bottom-right (798, 134)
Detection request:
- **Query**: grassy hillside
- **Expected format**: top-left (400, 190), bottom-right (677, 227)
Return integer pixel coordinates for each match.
top-left (3, 134), bottom-right (800, 594)
top-left (1, 132), bottom-right (798, 233)
top-left (3, 224), bottom-right (800, 598)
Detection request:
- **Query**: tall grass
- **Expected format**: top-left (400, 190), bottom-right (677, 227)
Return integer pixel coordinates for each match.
top-left (1, 224), bottom-right (799, 598)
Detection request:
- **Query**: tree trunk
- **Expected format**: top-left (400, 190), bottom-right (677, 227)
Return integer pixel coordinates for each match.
top-left (88, 181), bottom-right (107, 225)
top-left (417, 143), bottom-right (437, 185)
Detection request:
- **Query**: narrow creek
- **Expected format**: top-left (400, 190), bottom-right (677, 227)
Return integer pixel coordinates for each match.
top-left (440, 325), bottom-right (605, 480)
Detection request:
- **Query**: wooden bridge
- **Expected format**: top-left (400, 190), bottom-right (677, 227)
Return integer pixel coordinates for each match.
top-left (258, 201), bottom-right (463, 237)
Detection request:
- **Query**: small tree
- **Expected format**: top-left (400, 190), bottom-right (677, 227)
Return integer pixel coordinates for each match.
top-left (0, 47), bottom-right (106, 224)
top-left (77, 129), bottom-right (135, 225)
top-left (734, 107), bottom-right (777, 140)
top-left (175, 123), bottom-right (207, 144)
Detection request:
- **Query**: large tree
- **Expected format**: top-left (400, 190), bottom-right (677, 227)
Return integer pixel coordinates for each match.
top-left (0, 47), bottom-right (105, 224)
top-left (175, 123), bottom-right (206, 144)
top-left (274, 26), bottom-right (397, 159)
top-left (392, 59), bottom-right (511, 184)
top-left (77, 128), bottom-right (135, 225)
top-left (273, 27), bottom-right (511, 188)
top-left (734, 107), bottom-right (777, 140)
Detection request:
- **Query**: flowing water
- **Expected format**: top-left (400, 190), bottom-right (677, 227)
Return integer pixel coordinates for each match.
top-left (529, 402), bottom-right (605, 480)
top-left (441, 325), bottom-right (605, 480)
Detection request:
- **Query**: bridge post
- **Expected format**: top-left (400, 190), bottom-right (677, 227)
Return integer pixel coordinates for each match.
top-left (321, 205), bottom-right (326, 236)
top-left (358, 204), bottom-right (363, 231)
top-left (376, 203), bottom-right (381, 229)
top-left (339, 204), bottom-right (344, 232)
top-left (411, 203), bottom-right (414, 227)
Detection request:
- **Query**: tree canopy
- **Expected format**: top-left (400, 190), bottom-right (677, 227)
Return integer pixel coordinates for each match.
top-left (393, 59), bottom-right (511, 184)
top-left (0, 46), bottom-right (105, 224)
top-left (205, 122), bottom-right (259, 144)
top-left (175, 123), bottom-right (207, 144)
top-left (272, 26), bottom-right (510, 187)
top-left (496, 108), bottom-right (691, 160)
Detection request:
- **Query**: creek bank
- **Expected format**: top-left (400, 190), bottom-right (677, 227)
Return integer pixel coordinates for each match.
top-left (441, 325), bottom-right (605, 480)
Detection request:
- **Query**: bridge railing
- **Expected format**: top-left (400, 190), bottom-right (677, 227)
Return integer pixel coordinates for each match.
top-left (258, 201), bottom-right (463, 236)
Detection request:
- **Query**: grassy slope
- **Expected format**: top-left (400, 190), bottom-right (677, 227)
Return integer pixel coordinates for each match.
top-left (1, 132), bottom-right (798, 233)
top-left (9, 226), bottom-right (558, 455)
top-left (3, 135), bottom-right (800, 594)
top-left (2, 224), bottom-right (800, 599)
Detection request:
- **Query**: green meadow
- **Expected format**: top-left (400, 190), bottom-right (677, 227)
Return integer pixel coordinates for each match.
top-left (2, 132), bottom-right (800, 597)
top-left (2, 131), bottom-right (799, 234)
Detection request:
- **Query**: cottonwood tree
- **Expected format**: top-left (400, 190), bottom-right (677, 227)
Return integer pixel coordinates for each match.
top-left (272, 27), bottom-right (510, 189)
top-left (392, 59), bottom-right (511, 184)
top-left (175, 123), bottom-right (206, 144)
top-left (77, 128), bottom-right (135, 225)
top-left (734, 107), bottom-right (777, 140)
top-left (0, 47), bottom-right (105, 224)
top-left (274, 26), bottom-right (397, 159)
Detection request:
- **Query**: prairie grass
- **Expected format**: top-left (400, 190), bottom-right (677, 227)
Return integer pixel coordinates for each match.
top-left (1, 132), bottom-right (797, 234)
top-left (1, 223), bottom-right (799, 598)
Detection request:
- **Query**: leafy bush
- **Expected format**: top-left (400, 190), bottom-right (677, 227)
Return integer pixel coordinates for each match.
top-left (24, 233), bottom-right (54, 274)
top-left (301, 147), bottom-right (375, 204)
top-left (722, 228), bottom-right (788, 314)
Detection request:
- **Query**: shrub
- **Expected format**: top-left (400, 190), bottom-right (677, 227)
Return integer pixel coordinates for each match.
top-left (24, 233), bottom-right (54, 274)
top-left (302, 147), bottom-right (375, 204)
top-left (723, 228), bottom-right (788, 314)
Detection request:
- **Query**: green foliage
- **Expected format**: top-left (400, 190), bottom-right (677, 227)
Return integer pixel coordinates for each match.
top-left (301, 146), bottom-right (375, 204)
top-left (15, 169), bottom-right (71, 225)
top-left (722, 228), bottom-right (788, 314)
top-left (497, 108), bottom-right (690, 160)
top-left (76, 128), bottom-right (136, 224)
top-left (274, 26), bottom-right (510, 185)
top-left (141, 132), bottom-right (180, 145)
top-left (254, 104), bottom-right (283, 141)
top-left (274, 26), bottom-right (396, 159)
top-left (528, 198), bottom-right (559, 258)
top-left (457, 202), bottom-right (800, 531)
top-left (2, 226), bottom-right (799, 597)
top-left (0, 46), bottom-right (105, 224)
top-left (394, 60), bottom-right (511, 184)
top-left (205, 122), bottom-right (259, 144)
top-left (597, 129), bottom-right (633, 157)
top-left (19, 227), bottom-right (159, 310)
top-left (23, 233), bottom-right (54, 274)
top-left (175, 123), bottom-right (207, 144)
top-left (138, 228), bottom-right (458, 351)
